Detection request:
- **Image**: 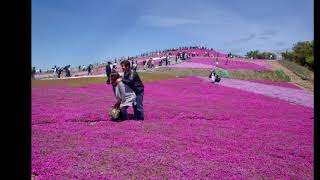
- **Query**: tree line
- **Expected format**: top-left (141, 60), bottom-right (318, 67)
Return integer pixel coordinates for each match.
top-left (245, 51), bottom-right (276, 60)
top-left (280, 40), bottom-right (314, 70)
top-left (245, 40), bottom-right (314, 70)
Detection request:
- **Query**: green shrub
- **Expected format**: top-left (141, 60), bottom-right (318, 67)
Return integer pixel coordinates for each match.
top-left (215, 68), bottom-right (229, 77)
top-left (275, 69), bottom-right (290, 81)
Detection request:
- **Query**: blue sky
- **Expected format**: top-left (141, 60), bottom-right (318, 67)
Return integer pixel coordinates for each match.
top-left (32, 0), bottom-right (313, 69)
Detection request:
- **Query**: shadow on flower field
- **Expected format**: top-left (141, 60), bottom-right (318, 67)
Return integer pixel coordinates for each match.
top-left (32, 75), bottom-right (313, 179)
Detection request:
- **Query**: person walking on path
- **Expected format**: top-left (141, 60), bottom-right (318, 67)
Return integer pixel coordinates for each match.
top-left (106, 62), bottom-right (112, 84)
top-left (118, 60), bottom-right (144, 120)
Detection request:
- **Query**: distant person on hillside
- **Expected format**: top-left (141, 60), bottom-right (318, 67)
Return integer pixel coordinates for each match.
top-left (118, 60), bottom-right (144, 120)
top-left (32, 67), bottom-right (36, 79)
top-left (132, 61), bottom-right (137, 71)
top-left (110, 72), bottom-right (136, 121)
top-left (112, 62), bottom-right (117, 71)
top-left (181, 52), bottom-right (185, 60)
top-left (147, 58), bottom-right (153, 69)
top-left (65, 69), bottom-right (71, 77)
top-left (209, 66), bottom-right (220, 83)
top-left (57, 68), bottom-right (62, 78)
top-left (78, 65), bottom-right (81, 71)
top-left (106, 62), bottom-right (112, 84)
top-left (88, 64), bottom-right (92, 75)
top-left (52, 65), bottom-right (57, 75)
top-left (64, 65), bottom-right (71, 77)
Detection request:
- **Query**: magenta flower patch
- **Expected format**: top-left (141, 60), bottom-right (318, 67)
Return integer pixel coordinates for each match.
top-left (32, 77), bottom-right (313, 179)
top-left (189, 58), bottom-right (272, 70)
top-left (166, 62), bottom-right (213, 68)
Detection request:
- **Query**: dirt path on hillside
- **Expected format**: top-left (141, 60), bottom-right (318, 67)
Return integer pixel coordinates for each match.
top-left (271, 61), bottom-right (314, 92)
top-left (197, 76), bottom-right (313, 108)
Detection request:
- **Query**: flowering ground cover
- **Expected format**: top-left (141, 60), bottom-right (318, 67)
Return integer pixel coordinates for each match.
top-left (189, 58), bottom-right (271, 71)
top-left (134, 49), bottom-right (227, 64)
top-left (32, 76), bottom-right (313, 179)
top-left (166, 62), bottom-right (213, 69)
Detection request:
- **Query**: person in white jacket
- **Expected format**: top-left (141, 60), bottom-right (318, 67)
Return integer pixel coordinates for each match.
top-left (209, 65), bottom-right (218, 83)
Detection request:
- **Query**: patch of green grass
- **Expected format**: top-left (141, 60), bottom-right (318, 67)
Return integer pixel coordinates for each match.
top-left (155, 68), bottom-right (290, 82)
top-left (32, 72), bottom-right (177, 87)
top-left (155, 68), bottom-right (212, 77)
top-left (229, 70), bottom-right (291, 82)
top-left (279, 60), bottom-right (314, 81)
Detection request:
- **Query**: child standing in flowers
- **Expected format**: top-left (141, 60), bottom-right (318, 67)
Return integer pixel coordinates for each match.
top-left (110, 72), bottom-right (136, 120)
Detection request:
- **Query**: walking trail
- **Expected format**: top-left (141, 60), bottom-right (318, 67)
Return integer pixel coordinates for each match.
top-left (198, 76), bottom-right (313, 108)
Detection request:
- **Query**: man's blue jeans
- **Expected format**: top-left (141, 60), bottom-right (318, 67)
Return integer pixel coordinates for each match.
top-left (120, 106), bottom-right (129, 120)
top-left (133, 92), bottom-right (144, 120)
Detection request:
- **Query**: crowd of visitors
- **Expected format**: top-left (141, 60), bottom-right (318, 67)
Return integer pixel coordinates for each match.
top-left (32, 45), bottom-right (230, 80)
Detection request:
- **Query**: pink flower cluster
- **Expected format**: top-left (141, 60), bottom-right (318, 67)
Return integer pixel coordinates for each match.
top-left (166, 62), bottom-right (213, 69)
top-left (189, 58), bottom-right (272, 70)
top-left (32, 77), bottom-right (314, 179)
top-left (135, 49), bottom-right (227, 65)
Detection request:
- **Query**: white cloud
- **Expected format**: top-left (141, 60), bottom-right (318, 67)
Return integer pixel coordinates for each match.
top-left (135, 0), bottom-right (312, 54)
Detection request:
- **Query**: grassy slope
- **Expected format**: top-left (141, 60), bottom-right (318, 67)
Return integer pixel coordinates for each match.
top-left (155, 68), bottom-right (291, 82)
top-left (278, 60), bottom-right (314, 81)
top-left (32, 72), bottom-right (178, 87)
top-left (33, 67), bottom-right (292, 87)
top-left (228, 70), bottom-right (290, 82)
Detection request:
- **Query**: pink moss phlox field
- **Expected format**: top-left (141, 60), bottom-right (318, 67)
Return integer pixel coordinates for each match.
top-left (32, 77), bottom-right (313, 179)
top-left (166, 62), bottom-right (213, 68)
top-left (189, 58), bottom-right (272, 70)
top-left (135, 49), bottom-right (227, 64)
